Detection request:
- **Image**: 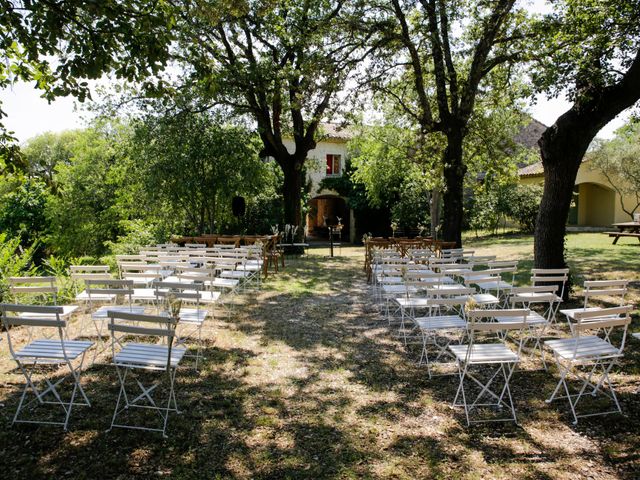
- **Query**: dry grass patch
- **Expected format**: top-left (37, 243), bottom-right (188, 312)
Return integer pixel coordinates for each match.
top-left (0, 243), bottom-right (639, 479)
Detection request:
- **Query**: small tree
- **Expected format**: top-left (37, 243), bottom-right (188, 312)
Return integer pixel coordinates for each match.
top-left (532, 0), bottom-right (640, 270)
top-left (589, 119), bottom-right (640, 218)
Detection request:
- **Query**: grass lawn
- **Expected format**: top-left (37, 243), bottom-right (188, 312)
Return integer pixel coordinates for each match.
top-left (465, 231), bottom-right (640, 306)
top-left (0, 238), bottom-right (639, 479)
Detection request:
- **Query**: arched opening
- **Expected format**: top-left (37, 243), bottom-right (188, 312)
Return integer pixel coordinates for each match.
top-left (307, 195), bottom-right (350, 240)
top-left (574, 182), bottom-right (616, 226)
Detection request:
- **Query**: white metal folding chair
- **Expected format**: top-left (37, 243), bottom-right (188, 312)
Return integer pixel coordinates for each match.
top-left (544, 305), bottom-right (632, 424)
top-left (86, 279), bottom-right (144, 363)
top-left (0, 304), bottom-right (93, 430)
top-left (154, 281), bottom-right (209, 370)
top-left (69, 265), bottom-right (113, 302)
top-left (415, 297), bottom-right (469, 378)
top-left (449, 309), bottom-right (529, 426)
top-left (503, 286), bottom-right (560, 367)
top-left (529, 268), bottom-right (569, 324)
top-left (107, 310), bottom-right (185, 438)
top-left (560, 279), bottom-right (629, 326)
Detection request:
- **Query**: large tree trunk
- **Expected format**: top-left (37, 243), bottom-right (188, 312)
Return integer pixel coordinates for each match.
top-left (534, 51), bottom-right (640, 272)
top-left (429, 189), bottom-right (441, 238)
top-left (441, 129), bottom-right (466, 247)
top-left (534, 117), bottom-right (591, 270)
top-left (281, 159), bottom-right (304, 230)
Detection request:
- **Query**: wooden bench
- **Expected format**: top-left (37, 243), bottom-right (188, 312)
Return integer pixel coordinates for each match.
top-left (605, 231), bottom-right (640, 244)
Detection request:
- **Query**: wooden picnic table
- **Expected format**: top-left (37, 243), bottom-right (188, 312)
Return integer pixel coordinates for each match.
top-left (605, 221), bottom-right (640, 244)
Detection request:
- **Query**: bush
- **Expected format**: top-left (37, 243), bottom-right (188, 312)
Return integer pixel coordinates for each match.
top-left (104, 219), bottom-right (164, 255)
top-left (0, 233), bottom-right (37, 302)
top-left (0, 179), bottom-right (48, 247)
top-left (507, 184), bottom-right (543, 233)
top-left (468, 183), bottom-right (543, 235)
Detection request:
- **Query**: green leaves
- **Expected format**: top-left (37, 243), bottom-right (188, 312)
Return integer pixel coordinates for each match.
top-left (530, 0), bottom-right (640, 99)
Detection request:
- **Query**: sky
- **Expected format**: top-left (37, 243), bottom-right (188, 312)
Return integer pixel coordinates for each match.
top-left (0, 0), bottom-right (632, 144)
top-left (1, 78), bottom-right (631, 144)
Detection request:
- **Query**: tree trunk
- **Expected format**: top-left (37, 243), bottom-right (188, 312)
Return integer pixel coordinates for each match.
top-left (430, 189), bottom-right (441, 238)
top-left (535, 109), bottom-right (627, 270)
top-left (281, 159), bottom-right (304, 230)
top-left (441, 129), bottom-right (466, 247)
top-left (534, 50), bottom-right (640, 271)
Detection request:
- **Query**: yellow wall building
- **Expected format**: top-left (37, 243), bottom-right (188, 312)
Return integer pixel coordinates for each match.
top-left (519, 160), bottom-right (637, 227)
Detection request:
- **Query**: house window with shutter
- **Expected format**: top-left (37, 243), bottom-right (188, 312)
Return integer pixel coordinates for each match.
top-left (326, 154), bottom-right (341, 176)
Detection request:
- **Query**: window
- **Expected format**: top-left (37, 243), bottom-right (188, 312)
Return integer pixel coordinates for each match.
top-left (326, 154), bottom-right (341, 176)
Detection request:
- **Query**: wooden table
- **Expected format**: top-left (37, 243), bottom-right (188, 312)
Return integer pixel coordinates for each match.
top-left (605, 222), bottom-right (640, 244)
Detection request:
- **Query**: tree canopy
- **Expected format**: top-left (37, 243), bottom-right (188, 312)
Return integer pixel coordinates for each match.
top-left (0, 0), bottom-right (174, 156)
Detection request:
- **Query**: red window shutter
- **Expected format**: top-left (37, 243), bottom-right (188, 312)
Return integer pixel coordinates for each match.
top-left (326, 155), bottom-right (333, 174)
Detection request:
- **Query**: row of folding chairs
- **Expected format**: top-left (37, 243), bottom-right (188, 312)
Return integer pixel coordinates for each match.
top-left (369, 255), bottom-right (635, 426)
top-left (1, 303), bottom-right (186, 437)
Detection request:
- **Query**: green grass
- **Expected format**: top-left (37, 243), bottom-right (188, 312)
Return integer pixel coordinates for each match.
top-left (465, 231), bottom-right (640, 303)
top-left (1, 242), bottom-right (639, 479)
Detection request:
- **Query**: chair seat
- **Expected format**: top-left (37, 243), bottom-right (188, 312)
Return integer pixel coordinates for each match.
top-left (123, 275), bottom-right (159, 285)
top-left (450, 344), bottom-right (519, 364)
top-left (415, 315), bottom-right (466, 330)
top-left (453, 293), bottom-right (499, 305)
top-left (237, 264), bottom-right (261, 272)
top-left (114, 343), bottom-right (186, 369)
top-left (220, 270), bottom-right (251, 279)
top-left (560, 307), bottom-right (620, 321)
top-left (76, 291), bottom-right (116, 302)
top-left (394, 297), bottom-right (435, 308)
top-left (19, 305), bottom-right (79, 319)
top-left (377, 276), bottom-right (403, 284)
top-left (545, 336), bottom-right (620, 360)
top-left (206, 278), bottom-right (239, 289)
top-left (93, 305), bottom-right (146, 319)
top-left (160, 275), bottom-right (185, 284)
top-left (495, 311), bottom-right (547, 325)
top-left (15, 339), bottom-right (93, 361)
top-left (427, 284), bottom-right (466, 294)
top-left (131, 288), bottom-right (157, 301)
top-left (185, 290), bottom-right (221, 304)
top-left (382, 285), bottom-right (416, 295)
top-left (516, 292), bottom-right (562, 303)
top-left (475, 280), bottom-right (512, 291)
top-left (178, 308), bottom-right (209, 324)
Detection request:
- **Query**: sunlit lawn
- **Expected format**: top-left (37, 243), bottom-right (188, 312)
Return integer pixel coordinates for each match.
top-left (465, 231), bottom-right (640, 307)
top-left (0, 240), bottom-right (639, 479)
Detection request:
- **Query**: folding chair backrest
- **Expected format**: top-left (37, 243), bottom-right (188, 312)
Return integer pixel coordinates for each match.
top-left (510, 285), bottom-right (559, 305)
top-left (486, 262), bottom-right (517, 282)
top-left (8, 276), bottom-right (58, 304)
top-left (107, 311), bottom-right (178, 369)
top-left (85, 279), bottom-right (134, 304)
top-left (69, 265), bottom-right (112, 281)
top-left (466, 309), bottom-right (529, 334)
top-left (0, 304), bottom-right (66, 357)
top-left (463, 270), bottom-right (501, 284)
top-left (573, 305), bottom-right (632, 333)
top-left (582, 280), bottom-right (629, 307)
top-left (572, 306), bottom-right (632, 357)
top-left (468, 255), bottom-right (497, 268)
top-left (426, 286), bottom-right (476, 298)
top-left (153, 281), bottom-right (202, 305)
top-left (531, 268), bottom-right (569, 299)
top-left (116, 254), bottom-right (145, 263)
top-left (108, 310), bottom-right (176, 338)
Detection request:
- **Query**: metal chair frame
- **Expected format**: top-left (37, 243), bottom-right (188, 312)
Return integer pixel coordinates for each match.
top-left (1, 304), bottom-right (93, 430)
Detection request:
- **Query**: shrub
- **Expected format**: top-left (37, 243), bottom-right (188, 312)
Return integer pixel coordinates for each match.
top-left (507, 184), bottom-right (543, 233)
top-left (0, 234), bottom-right (37, 302)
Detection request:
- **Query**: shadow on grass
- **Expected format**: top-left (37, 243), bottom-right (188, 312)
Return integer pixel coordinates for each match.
top-left (2, 250), bottom-right (640, 479)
